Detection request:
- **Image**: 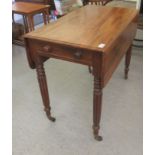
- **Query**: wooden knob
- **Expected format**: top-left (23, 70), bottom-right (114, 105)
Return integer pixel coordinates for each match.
top-left (74, 50), bottom-right (82, 59)
top-left (43, 45), bottom-right (52, 52)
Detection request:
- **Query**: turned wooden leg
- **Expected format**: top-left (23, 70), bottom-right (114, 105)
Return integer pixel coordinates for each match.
top-left (45, 8), bottom-right (50, 23)
top-left (26, 15), bottom-right (34, 32)
top-left (26, 15), bottom-right (31, 32)
top-left (35, 55), bottom-right (55, 122)
top-left (42, 11), bottom-right (47, 25)
top-left (125, 45), bottom-right (132, 79)
top-left (93, 76), bottom-right (103, 141)
top-left (30, 15), bottom-right (35, 31)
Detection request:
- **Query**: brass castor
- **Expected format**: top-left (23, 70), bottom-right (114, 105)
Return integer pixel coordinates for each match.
top-left (94, 135), bottom-right (103, 141)
top-left (124, 75), bottom-right (128, 80)
top-left (47, 116), bottom-right (56, 122)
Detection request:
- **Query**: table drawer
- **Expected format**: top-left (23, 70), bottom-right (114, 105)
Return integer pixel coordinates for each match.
top-left (37, 43), bottom-right (93, 65)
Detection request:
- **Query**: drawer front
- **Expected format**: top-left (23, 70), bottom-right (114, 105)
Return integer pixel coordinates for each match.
top-left (36, 41), bottom-right (93, 65)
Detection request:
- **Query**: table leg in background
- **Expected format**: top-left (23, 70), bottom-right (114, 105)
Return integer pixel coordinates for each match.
top-left (45, 8), bottom-right (50, 23)
top-left (30, 15), bottom-right (34, 31)
top-left (23, 15), bottom-right (29, 33)
top-left (125, 45), bottom-right (132, 79)
top-left (43, 11), bottom-right (47, 25)
top-left (27, 15), bottom-right (34, 32)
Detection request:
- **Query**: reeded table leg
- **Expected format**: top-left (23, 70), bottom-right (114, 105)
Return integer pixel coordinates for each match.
top-left (93, 76), bottom-right (103, 141)
top-left (125, 45), bottom-right (132, 79)
top-left (35, 55), bottom-right (55, 122)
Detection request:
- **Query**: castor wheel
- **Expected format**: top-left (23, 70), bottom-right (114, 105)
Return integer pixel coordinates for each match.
top-left (47, 116), bottom-right (56, 122)
top-left (94, 135), bottom-right (103, 141)
top-left (124, 75), bottom-right (128, 80)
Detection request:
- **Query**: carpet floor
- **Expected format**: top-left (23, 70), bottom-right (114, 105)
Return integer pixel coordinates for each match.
top-left (13, 45), bottom-right (142, 155)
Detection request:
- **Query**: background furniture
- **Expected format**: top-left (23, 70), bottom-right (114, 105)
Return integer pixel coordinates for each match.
top-left (133, 0), bottom-right (143, 48)
top-left (12, 23), bottom-right (25, 45)
top-left (24, 5), bottom-right (138, 141)
top-left (12, 2), bottom-right (50, 45)
top-left (54, 0), bottom-right (83, 16)
top-left (15, 0), bottom-right (56, 11)
top-left (83, 0), bottom-right (112, 5)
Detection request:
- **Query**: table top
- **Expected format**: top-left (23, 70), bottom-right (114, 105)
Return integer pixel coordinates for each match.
top-left (12, 2), bottom-right (50, 14)
top-left (24, 5), bottom-right (138, 52)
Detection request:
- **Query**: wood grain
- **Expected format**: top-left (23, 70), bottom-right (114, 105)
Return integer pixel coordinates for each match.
top-left (24, 5), bottom-right (138, 51)
top-left (24, 5), bottom-right (138, 141)
top-left (12, 2), bottom-right (50, 14)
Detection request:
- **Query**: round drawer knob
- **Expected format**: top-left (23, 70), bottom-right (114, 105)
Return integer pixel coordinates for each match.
top-left (43, 45), bottom-right (52, 52)
top-left (74, 50), bottom-right (82, 59)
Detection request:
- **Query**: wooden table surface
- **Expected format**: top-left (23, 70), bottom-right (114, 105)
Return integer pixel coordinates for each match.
top-left (24, 5), bottom-right (138, 141)
top-left (25, 5), bottom-right (137, 51)
top-left (12, 2), bottom-right (50, 14)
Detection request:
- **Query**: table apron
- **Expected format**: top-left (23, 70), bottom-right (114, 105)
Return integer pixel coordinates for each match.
top-left (25, 39), bottom-right (96, 67)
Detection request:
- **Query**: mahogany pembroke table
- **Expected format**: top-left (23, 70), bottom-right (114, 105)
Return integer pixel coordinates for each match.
top-left (24, 5), bottom-right (138, 141)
